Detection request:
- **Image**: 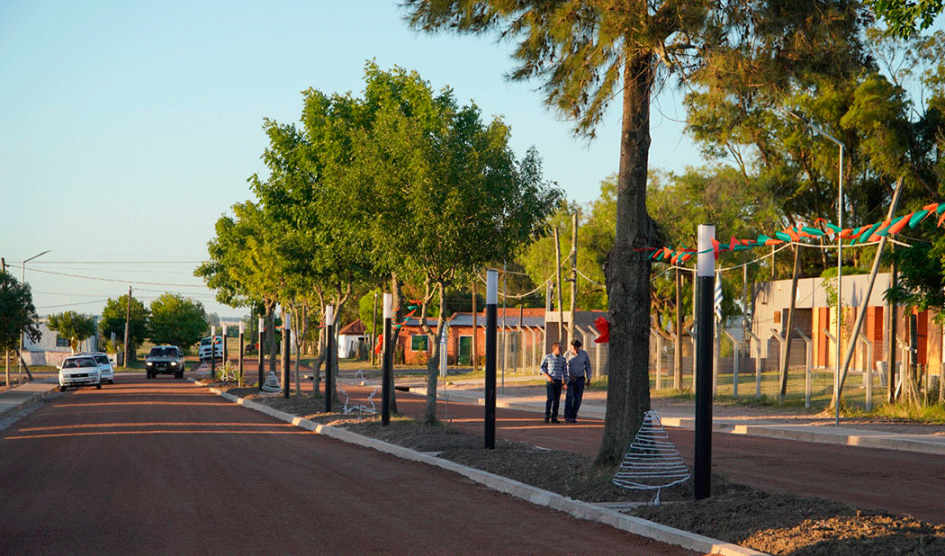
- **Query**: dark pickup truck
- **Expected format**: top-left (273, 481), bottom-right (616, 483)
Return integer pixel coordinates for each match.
top-left (145, 345), bottom-right (185, 379)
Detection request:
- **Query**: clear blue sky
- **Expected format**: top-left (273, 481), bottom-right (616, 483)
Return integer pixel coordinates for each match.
top-left (0, 0), bottom-right (701, 319)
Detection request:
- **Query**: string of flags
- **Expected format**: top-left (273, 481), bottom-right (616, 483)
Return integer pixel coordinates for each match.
top-left (645, 201), bottom-right (945, 265)
top-left (373, 300), bottom-right (423, 355)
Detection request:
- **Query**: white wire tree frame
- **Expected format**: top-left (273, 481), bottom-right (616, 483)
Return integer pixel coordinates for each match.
top-left (613, 410), bottom-right (691, 504)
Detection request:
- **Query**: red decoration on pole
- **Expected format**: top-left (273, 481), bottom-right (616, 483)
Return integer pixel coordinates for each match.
top-left (374, 334), bottom-right (383, 355)
top-left (593, 317), bottom-right (610, 344)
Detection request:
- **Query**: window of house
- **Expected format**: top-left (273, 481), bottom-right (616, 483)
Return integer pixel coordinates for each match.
top-left (56, 335), bottom-right (70, 348)
top-left (411, 335), bottom-right (429, 351)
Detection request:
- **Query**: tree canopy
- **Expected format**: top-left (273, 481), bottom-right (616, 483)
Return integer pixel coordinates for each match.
top-left (404, 0), bottom-right (872, 465)
top-left (0, 271), bottom-right (40, 352)
top-left (148, 294), bottom-right (208, 350)
top-left (46, 311), bottom-right (97, 353)
top-left (99, 294), bottom-right (149, 352)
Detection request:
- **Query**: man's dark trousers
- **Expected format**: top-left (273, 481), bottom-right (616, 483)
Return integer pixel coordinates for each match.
top-left (545, 379), bottom-right (563, 420)
top-left (564, 377), bottom-right (585, 421)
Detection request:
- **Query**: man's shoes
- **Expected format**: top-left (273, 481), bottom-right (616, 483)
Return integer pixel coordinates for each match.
top-left (545, 417), bottom-right (550, 423)
top-left (551, 419), bottom-right (560, 423)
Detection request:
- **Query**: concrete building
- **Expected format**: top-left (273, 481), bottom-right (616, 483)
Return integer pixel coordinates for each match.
top-left (22, 316), bottom-right (101, 367)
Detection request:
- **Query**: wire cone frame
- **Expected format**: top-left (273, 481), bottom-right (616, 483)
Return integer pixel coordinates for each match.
top-left (613, 410), bottom-right (690, 504)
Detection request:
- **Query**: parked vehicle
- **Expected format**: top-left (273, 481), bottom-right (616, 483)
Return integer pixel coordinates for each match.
top-left (198, 336), bottom-right (224, 361)
top-left (146, 345), bottom-right (185, 379)
top-left (58, 355), bottom-right (102, 391)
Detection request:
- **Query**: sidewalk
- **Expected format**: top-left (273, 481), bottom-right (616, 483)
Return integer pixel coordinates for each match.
top-left (0, 378), bottom-right (59, 418)
top-left (407, 384), bottom-right (945, 456)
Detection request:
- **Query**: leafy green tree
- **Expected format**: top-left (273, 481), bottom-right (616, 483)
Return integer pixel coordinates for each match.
top-left (0, 271), bottom-right (40, 352)
top-left (405, 0), bottom-right (870, 464)
top-left (99, 295), bottom-right (149, 353)
top-left (341, 64), bottom-right (561, 423)
top-left (147, 294), bottom-right (208, 351)
top-left (358, 289), bottom-right (382, 337)
top-left (868, 0), bottom-right (944, 38)
top-left (46, 311), bottom-right (97, 353)
top-left (519, 198), bottom-right (608, 312)
top-left (196, 201), bottom-right (288, 376)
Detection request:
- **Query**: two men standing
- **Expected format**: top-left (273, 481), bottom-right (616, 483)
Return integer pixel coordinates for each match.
top-left (540, 339), bottom-right (592, 424)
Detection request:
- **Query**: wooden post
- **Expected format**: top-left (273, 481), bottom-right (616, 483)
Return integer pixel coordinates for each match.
top-left (554, 227), bottom-right (565, 344)
top-left (123, 286), bottom-right (132, 367)
top-left (568, 211), bottom-right (578, 344)
top-left (471, 280), bottom-right (478, 372)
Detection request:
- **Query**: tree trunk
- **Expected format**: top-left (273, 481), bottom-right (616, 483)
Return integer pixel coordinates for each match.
top-left (266, 307), bottom-right (277, 377)
top-left (312, 325), bottom-right (326, 399)
top-left (423, 283), bottom-right (447, 424)
top-left (595, 52), bottom-right (656, 467)
top-left (293, 305), bottom-right (306, 396)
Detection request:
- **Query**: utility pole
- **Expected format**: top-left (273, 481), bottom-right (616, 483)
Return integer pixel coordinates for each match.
top-left (20, 250), bottom-right (49, 377)
top-left (124, 286), bottom-right (132, 367)
top-left (554, 227), bottom-right (565, 344)
top-left (569, 210), bottom-right (578, 344)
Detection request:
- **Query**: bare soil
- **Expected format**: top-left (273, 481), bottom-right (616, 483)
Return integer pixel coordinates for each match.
top-left (217, 383), bottom-right (945, 556)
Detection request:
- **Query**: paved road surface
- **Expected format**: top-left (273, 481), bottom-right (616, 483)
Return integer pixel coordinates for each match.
top-left (0, 376), bottom-right (697, 556)
top-left (379, 388), bottom-right (945, 525)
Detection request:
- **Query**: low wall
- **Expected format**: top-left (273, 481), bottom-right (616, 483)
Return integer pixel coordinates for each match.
top-left (22, 351), bottom-right (117, 367)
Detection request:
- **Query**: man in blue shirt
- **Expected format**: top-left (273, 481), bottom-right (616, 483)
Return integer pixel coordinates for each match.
top-left (564, 339), bottom-right (592, 423)
top-left (539, 342), bottom-right (567, 423)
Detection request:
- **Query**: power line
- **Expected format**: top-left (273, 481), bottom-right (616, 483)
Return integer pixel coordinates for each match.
top-left (29, 260), bottom-right (203, 265)
top-left (27, 267), bottom-right (199, 275)
top-left (36, 299), bottom-right (112, 309)
top-left (27, 267), bottom-right (207, 288)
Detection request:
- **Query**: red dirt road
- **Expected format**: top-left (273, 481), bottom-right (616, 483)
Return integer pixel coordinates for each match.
top-left (0, 376), bottom-right (698, 556)
top-left (381, 388), bottom-right (945, 525)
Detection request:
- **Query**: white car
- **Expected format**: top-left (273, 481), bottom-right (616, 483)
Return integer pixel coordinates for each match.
top-left (58, 355), bottom-right (103, 391)
top-left (198, 336), bottom-right (224, 361)
top-left (81, 352), bottom-right (116, 384)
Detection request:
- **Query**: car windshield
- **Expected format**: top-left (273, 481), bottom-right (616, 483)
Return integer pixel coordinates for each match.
top-left (149, 347), bottom-right (176, 357)
top-left (94, 355), bottom-right (109, 364)
top-left (63, 358), bottom-right (97, 369)
top-left (200, 338), bottom-right (210, 346)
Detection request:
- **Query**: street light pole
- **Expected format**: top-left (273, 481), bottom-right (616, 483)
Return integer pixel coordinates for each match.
top-left (19, 250), bottom-right (49, 379)
top-left (783, 108), bottom-right (845, 425)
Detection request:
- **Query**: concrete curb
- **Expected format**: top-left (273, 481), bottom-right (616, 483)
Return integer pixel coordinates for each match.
top-left (419, 387), bottom-right (945, 456)
top-left (197, 382), bottom-right (767, 556)
top-left (0, 382), bottom-right (60, 417)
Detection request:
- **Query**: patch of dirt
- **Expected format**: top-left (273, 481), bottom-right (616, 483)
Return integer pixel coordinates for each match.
top-left (210, 381), bottom-right (945, 556)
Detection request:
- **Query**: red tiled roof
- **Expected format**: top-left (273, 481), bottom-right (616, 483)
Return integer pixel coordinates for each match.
top-left (339, 319), bottom-right (366, 335)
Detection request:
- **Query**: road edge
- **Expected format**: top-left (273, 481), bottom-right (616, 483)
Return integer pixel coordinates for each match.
top-left (197, 381), bottom-right (768, 556)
